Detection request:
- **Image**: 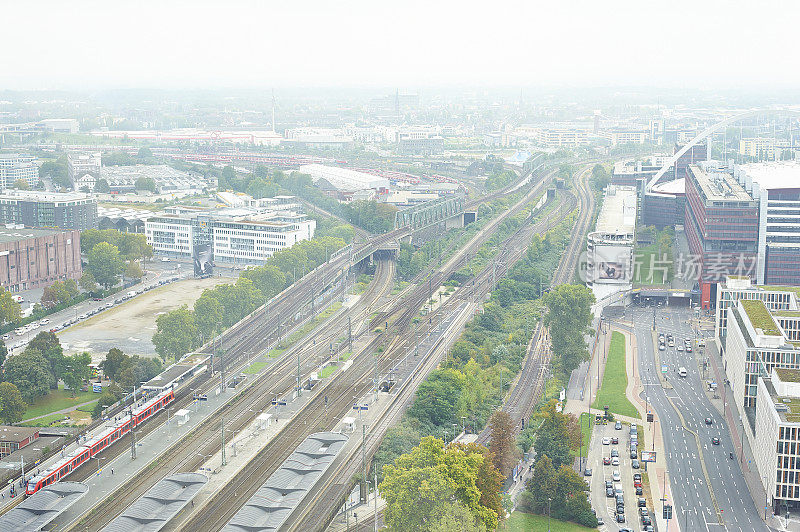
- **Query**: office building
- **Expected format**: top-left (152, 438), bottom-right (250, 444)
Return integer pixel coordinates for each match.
top-left (739, 138), bottom-right (791, 161)
top-left (0, 154), bottom-right (38, 189)
top-left (0, 427), bottom-right (39, 458)
top-left (37, 119), bottom-right (79, 134)
top-left (534, 128), bottom-right (589, 148)
top-left (145, 208), bottom-right (316, 265)
top-left (684, 162), bottom-right (759, 308)
top-left (67, 152), bottom-right (101, 182)
top-left (0, 227), bottom-right (82, 292)
top-left (715, 275), bottom-right (800, 342)
top-left (735, 162), bottom-right (800, 286)
top-left (586, 186), bottom-right (637, 300)
top-left (602, 128), bottom-right (649, 146)
top-left (0, 191), bottom-right (97, 230)
top-left (754, 369), bottom-right (800, 513)
top-left (641, 178), bottom-right (685, 228)
top-left (396, 127), bottom-right (444, 156)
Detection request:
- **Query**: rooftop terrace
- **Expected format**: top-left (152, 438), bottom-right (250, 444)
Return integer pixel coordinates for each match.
top-left (741, 299), bottom-right (781, 336)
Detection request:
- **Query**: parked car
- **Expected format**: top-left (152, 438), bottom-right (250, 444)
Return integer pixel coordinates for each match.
top-left (638, 497), bottom-right (647, 507)
top-left (705, 417), bottom-right (713, 425)
top-left (631, 459), bottom-right (640, 469)
top-left (606, 487), bottom-right (615, 497)
top-left (611, 449), bottom-right (619, 457)
top-left (603, 457), bottom-right (611, 465)
top-left (612, 471), bottom-right (621, 482)
top-left (635, 486), bottom-right (643, 496)
top-left (612, 457), bottom-right (620, 466)
top-left (615, 421), bottom-right (622, 430)
top-left (602, 437), bottom-right (610, 445)
top-left (584, 468), bottom-right (592, 476)
top-left (611, 436), bottom-right (619, 444)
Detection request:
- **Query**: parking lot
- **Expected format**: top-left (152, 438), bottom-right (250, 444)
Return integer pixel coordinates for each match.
top-left (585, 416), bottom-right (654, 531)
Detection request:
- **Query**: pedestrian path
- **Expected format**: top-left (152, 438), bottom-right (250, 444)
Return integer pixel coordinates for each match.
top-left (23, 398), bottom-right (98, 423)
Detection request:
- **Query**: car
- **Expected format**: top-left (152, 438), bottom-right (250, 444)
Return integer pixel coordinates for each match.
top-left (39, 318), bottom-right (49, 325)
top-left (602, 437), bottom-right (610, 445)
top-left (597, 517), bottom-right (604, 526)
top-left (635, 486), bottom-right (643, 496)
top-left (1, 334), bottom-right (8, 340)
top-left (78, 314), bottom-right (88, 319)
top-left (686, 345), bottom-right (692, 352)
top-left (677, 344), bottom-right (684, 351)
top-left (611, 436), bottom-right (619, 444)
top-left (638, 497), bottom-right (647, 507)
top-left (705, 417), bottom-right (713, 425)
top-left (634, 479), bottom-right (643, 488)
top-left (606, 487), bottom-right (615, 497)
top-left (605, 480), bottom-right (613, 489)
top-left (712, 437), bottom-right (720, 445)
top-left (617, 505), bottom-right (625, 515)
top-left (645, 526), bottom-right (654, 532)
top-left (611, 449), bottom-right (619, 457)
top-left (633, 473), bottom-right (641, 481)
top-left (639, 507), bottom-right (649, 516)
top-left (584, 468), bottom-right (592, 476)
top-left (615, 421), bottom-right (622, 430)
top-left (29, 323), bottom-right (39, 329)
top-left (616, 513), bottom-right (626, 523)
top-left (603, 457), bottom-right (611, 465)
top-left (631, 459), bottom-right (640, 469)
top-left (612, 471), bottom-right (621, 482)
top-left (92, 297), bottom-right (103, 301)
top-left (659, 343), bottom-right (665, 351)
top-left (615, 485), bottom-right (623, 496)
top-left (161, 257), bottom-right (171, 262)
top-left (631, 449), bottom-right (638, 459)
top-left (612, 457), bottom-right (620, 466)
top-left (642, 516), bottom-right (652, 526)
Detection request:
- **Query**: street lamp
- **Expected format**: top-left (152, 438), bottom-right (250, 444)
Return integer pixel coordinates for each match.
top-left (547, 497), bottom-right (552, 532)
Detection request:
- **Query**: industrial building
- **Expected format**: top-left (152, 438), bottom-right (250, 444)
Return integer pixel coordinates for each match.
top-left (586, 185), bottom-right (637, 300)
top-left (0, 227), bottom-right (82, 292)
top-left (145, 207), bottom-right (315, 266)
top-left (0, 191), bottom-right (97, 231)
top-left (100, 165), bottom-right (208, 194)
top-left (295, 164), bottom-right (389, 194)
top-left (684, 162), bottom-right (759, 308)
top-left (0, 154), bottom-right (38, 189)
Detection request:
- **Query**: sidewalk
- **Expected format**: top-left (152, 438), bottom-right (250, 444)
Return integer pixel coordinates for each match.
top-left (23, 398), bottom-right (99, 422)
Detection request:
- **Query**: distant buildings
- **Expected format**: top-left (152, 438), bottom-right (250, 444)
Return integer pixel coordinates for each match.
top-left (739, 137), bottom-right (792, 161)
top-left (295, 164), bottom-right (389, 197)
top-left (38, 119), bottom-right (79, 134)
top-left (0, 154), bottom-right (38, 189)
top-left (586, 185), bottom-right (637, 300)
top-left (533, 128), bottom-right (589, 148)
top-left (395, 127), bottom-right (444, 156)
top-left (602, 128), bottom-right (649, 146)
top-left (100, 165), bottom-right (207, 194)
top-left (145, 206), bottom-right (316, 266)
top-left (0, 191), bottom-right (97, 231)
top-left (0, 227), bottom-right (82, 292)
top-left (67, 152), bottom-right (101, 184)
top-left (283, 128), bottom-right (354, 149)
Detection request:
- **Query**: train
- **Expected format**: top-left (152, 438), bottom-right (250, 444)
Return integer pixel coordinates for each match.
top-left (25, 388), bottom-right (175, 496)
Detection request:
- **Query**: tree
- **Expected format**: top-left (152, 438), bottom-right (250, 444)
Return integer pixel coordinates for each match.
top-left (0, 289), bottom-right (21, 325)
top-left (543, 285), bottom-right (595, 374)
top-left (125, 261), bottom-right (143, 280)
top-left (27, 332), bottom-right (64, 389)
top-left (152, 305), bottom-right (200, 361)
top-left (0, 339), bottom-right (7, 369)
top-left (92, 390), bottom-right (119, 419)
top-left (534, 400), bottom-right (580, 469)
top-left (100, 347), bottom-right (129, 382)
top-left (523, 454), bottom-right (557, 513)
top-left (488, 410), bottom-right (516, 475)
top-left (94, 178), bottom-right (111, 193)
top-left (79, 271), bottom-right (99, 293)
top-left (193, 294), bottom-right (223, 338)
top-left (135, 177), bottom-right (157, 192)
top-left (87, 242), bottom-right (125, 289)
top-left (408, 369), bottom-right (465, 427)
top-left (3, 349), bottom-right (51, 402)
top-left (428, 501), bottom-right (486, 532)
top-left (14, 179), bottom-right (30, 190)
top-left (0, 382), bottom-right (26, 424)
top-left (61, 352), bottom-right (91, 397)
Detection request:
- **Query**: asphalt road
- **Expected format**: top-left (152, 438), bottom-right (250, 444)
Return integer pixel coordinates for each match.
top-left (626, 305), bottom-right (767, 532)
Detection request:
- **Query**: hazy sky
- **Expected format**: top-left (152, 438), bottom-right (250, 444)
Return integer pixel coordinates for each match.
top-left (3, 0), bottom-right (798, 90)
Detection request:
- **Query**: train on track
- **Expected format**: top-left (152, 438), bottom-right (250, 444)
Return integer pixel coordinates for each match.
top-left (25, 388), bottom-right (175, 496)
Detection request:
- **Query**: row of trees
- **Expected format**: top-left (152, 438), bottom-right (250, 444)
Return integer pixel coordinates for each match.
top-left (517, 401), bottom-right (596, 528)
top-left (0, 288), bottom-right (22, 327)
top-left (41, 279), bottom-right (81, 309)
top-left (152, 235), bottom-right (347, 361)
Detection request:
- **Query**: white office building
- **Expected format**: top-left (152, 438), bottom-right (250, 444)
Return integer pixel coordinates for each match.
top-left (715, 275), bottom-right (800, 342)
top-left (0, 154), bottom-right (38, 188)
top-left (586, 185), bottom-right (637, 300)
top-left (67, 152), bottom-right (101, 182)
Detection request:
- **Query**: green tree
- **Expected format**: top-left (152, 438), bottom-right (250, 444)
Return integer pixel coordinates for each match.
top-left (0, 289), bottom-right (21, 325)
top-left (543, 285), bottom-right (594, 374)
top-left (26, 332), bottom-right (64, 389)
top-left (429, 501), bottom-right (486, 532)
top-left (100, 347), bottom-right (129, 382)
top-left (87, 242), bottom-right (125, 289)
top-left (408, 369), bottom-right (465, 427)
top-left (193, 294), bottom-right (223, 339)
top-left (152, 305), bottom-right (200, 361)
top-left (0, 340), bottom-right (7, 369)
top-left (488, 410), bottom-right (516, 475)
top-left (39, 157), bottom-right (70, 189)
top-left (79, 271), bottom-right (99, 293)
top-left (135, 177), bottom-right (157, 192)
top-left (522, 454), bottom-right (556, 513)
top-left (0, 382), bottom-right (26, 424)
top-left (62, 352), bottom-right (91, 397)
top-left (92, 390), bottom-right (119, 419)
top-left (94, 178), bottom-right (111, 193)
top-left (4, 349), bottom-right (51, 403)
top-left (125, 261), bottom-right (143, 280)
top-left (534, 400), bottom-right (581, 469)
top-left (14, 179), bottom-right (30, 190)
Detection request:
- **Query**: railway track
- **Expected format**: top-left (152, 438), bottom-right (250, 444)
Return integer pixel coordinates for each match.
top-left (60, 259), bottom-right (397, 532)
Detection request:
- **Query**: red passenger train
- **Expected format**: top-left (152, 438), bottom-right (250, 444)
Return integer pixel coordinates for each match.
top-left (25, 388), bottom-right (175, 495)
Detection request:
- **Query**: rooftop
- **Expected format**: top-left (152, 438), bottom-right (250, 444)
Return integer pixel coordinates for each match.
top-left (776, 368), bottom-right (800, 383)
top-left (741, 299), bottom-right (781, 336)
top-left (737, 161), bottom-right (800, 191)
top-left (650, 177), bottom-right (685, 196)
top-left (0, 426), bottom-right (38, 443)
top-left (0, 190), bottom-right (94, 203)
top-left (594, 185), bottom-right (637, 235)
top-left (0, 226), bottom-right (65, 243)
top-left (689, 165), bottom-right (754, 203)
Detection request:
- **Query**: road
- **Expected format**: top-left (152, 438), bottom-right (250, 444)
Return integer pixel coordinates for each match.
top-left (626, 305), bottom-right (767, 531)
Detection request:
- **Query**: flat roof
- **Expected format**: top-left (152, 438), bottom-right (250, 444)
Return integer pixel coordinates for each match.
top-left (0, 482), bottom-right (88, 531)
top-left (0, 190), bottom-right (94, 202)
top-left (594, 185), bottom-right (637, 234)
top-left (101, 473), bottom-right (207, 532)
top-left (689, 165), bottom-right (753, 203)
top-left (738, 161), bottom-right (800, 191)
top-left (0, 227), bottom-right (65, 243)
top-left (651, 178), bottom-right (685, 195)
top-left (741, 299), bottom-right (781, 336)
top-left (0, 426), bottom-right (38, 443)
top-left (776, 368), bottom-right (800, 383)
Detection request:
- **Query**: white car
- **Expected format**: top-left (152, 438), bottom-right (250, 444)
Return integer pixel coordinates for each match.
top-left (602, 437), bottom-right (611, 445)
top-left (1, 334), bottom-right (9, 340)
top-left (39, 318), bottom-right (50, 325)
top-left (612, 457), bottom-right (620, 466)
top-left (29, 323), bottom-right (39, 330)
top-left (612, 470), bottom-right (621, 482)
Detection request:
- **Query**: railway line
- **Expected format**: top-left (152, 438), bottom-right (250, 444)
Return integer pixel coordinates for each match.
top-left (58, 258), bottom-right (397, 532)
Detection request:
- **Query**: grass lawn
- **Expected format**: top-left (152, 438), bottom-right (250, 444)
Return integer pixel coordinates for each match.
top-left (76, 400), bottom-right (99, 413)
top-left (634, 248), bottom-right (671, 285)
top-left (19, 413), bottom-right (68, 427)
top-left (592, 331), bottom-right (640, 419)
top-left (22, 386), bottom-right (98, 421)
top-left (340, 351), bottom-right (353, 362)
top-left (244, 357), bottom-right (270, 375)
top-left (572, 412), bottom-right (594, 458)
top-left (503, 511), bottom-right (596, 531)
top-left (318, 365), bottom-right (337, 378)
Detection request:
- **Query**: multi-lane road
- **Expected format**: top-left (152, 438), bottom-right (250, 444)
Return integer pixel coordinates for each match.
top-left (625, 305), bottom-right (767, 531)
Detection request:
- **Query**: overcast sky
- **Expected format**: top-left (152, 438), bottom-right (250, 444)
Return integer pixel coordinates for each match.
top-left (3, 0), bottom-right (797, 90)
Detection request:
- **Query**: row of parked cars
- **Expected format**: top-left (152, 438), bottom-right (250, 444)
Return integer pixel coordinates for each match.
top-left (4, 275), bottom-right (181, 351)
top-left (598, 423), bottom-right (653, 530)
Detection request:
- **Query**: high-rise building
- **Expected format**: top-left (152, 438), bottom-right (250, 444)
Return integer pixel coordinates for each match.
top-left (684, 162), bottom-right (759, 308)
top-left (586, 186), bottom-right (637, 300)
top-left (0, 191), bottom-right (97, 230)
top-left (0, 154), bottom-right (38, 189)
